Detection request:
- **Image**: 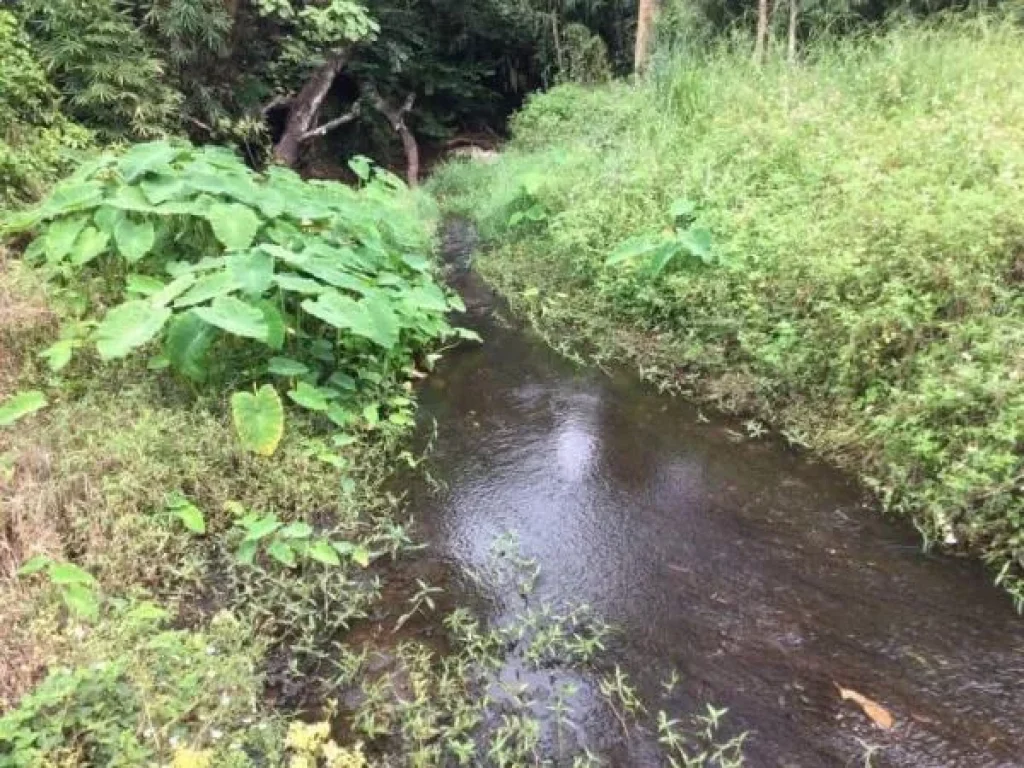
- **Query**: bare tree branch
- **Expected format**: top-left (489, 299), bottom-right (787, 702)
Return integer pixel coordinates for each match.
top-left (301, 102), bottom-right (362, 140)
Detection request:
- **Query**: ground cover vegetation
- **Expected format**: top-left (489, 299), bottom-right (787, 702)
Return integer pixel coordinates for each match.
top-left (3, 0), bottom-right (1020, 763)
top-left (431, 12), bottom-right (1024, 608)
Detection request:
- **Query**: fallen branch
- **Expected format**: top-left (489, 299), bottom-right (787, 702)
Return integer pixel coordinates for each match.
top-left (301, 102), bottom-right (362, 141)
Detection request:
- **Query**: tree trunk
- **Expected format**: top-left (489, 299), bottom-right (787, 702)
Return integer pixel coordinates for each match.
top-left (272, 52), bottom-right (349, 167)
top-left (787, 0), bottom-right (799, 63)
top-left (755, 0), bottom-right (770, 65)
top-left (367, 89), bottom-right (419, 187)
top-left (634, 0), bottom-right (658, 75)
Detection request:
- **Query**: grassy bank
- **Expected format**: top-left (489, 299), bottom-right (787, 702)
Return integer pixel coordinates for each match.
top-left (431, 18), bottom-right (1024, 606)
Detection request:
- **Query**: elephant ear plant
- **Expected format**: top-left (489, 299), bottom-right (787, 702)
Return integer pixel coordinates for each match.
top-left (3, 140), bottom-right (473, 452)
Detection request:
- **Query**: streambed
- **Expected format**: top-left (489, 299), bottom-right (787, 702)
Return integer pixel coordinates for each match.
top-left (400, 221), bottom-right (1024, 766)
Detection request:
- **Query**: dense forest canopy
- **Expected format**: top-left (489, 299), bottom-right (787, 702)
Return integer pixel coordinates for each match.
top-left (2, 0), bottom-right (1011, 196)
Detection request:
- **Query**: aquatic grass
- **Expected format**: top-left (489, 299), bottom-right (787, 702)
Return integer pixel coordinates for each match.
top-left (430, 16), bottom-right (1024, 604)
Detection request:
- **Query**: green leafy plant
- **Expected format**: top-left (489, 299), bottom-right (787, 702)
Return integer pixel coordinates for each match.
top-left (17, 556), bottom-right (100, 619)
top-left (231, 508), bottom-right (371, 569)
top-left (4, 141), bottom-right (467, 450)
top-left (164, 491), bottom-right (206, 534)
top-left (0, 390), bottom-right (47, 427)
top-left (605, 198), bottom-right (714, 277)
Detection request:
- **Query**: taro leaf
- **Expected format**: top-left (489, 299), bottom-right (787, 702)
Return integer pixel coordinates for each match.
top-left (401, 252), bottom-right (432, 273)
top-left (267, 357), bottom-right (309, 377)
top-left (231, 385), bottom-right (284, 457)
top-left (206, 203), bottom-right (262, 251)
top-left (126, 274), bottom-right (166, 296)
top-left (357, 294), bottom-right (401, 349)
top-left (193, 296), bottom-right (268, 342)
top-left (48, 562), bottom-right (96, 586)
top-left (69, 226), bottom-right (110, 266)
top-left (404, 282), bottom-right (449, 313)
top-left (254, 299), bottom-right (286, 351)
top-left (243, 515), bottom-right (284, 542)
top-left (670, 198), bottom-right (697, 222)
top-left (236, 540), bottom-right (259, 565)
top-left (150, 273), bottom-right (197, 307)
top-left (0, 390), bottom-right (48, 427)
top-left (165, 312), bottom-right (216, 382)
top-left (93, 206), bottom-right (125, 235)
top-left (307, 540), bottom-right (341, 566)
top-left (17, 555), bottom-right (51, 576)
top-left (43, 215), bottom-right (89, 264)
top-left (40, 340), bottom-right (75, 372)
top-left (228, 250), bottom-right (275, 295)
top-left (62, 583), bottom-right (100, 620)
top-left (94, 301), bottom-right (172, 360)
top-left (605, 235), bottom-right (663, 267)
top-left (274, 273), bottom-right (326, 295)
top-left (326, 404), bottom-right (355, 428)
top-left (118, 141), bottom-right (184, 182)
top-left (140, 174), bottom-right (188, 205)
top-left (301, 291), bottom-right (400, 349)
top-left (288, 382), bottom-right (330, 412)
top-left (114, 218), bottom-right (156, 263)
top-left (108, 185), bottom-right (159, 213)
top-left (648, 241), bottom-right (685, 277)
top-left (39, 180), bottom-right (104, 218)
top-left (349, 156), bottom-right (372, 181)
top-left (679, 227), bottom-right (713, 264)
top-left (166, 492), bottom-right (206, 534)
top-left (279, 522), bottom-right (313, 539)
top-left (267, 540), bottom-right (297, 568)
top-left (362, 403), bottom-right (380, 428)
top-left (173, 271), bottom-right (238, 308)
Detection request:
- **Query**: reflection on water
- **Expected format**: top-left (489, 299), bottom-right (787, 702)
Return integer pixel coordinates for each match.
top-left (405, 222), bottom-right (1024, 767)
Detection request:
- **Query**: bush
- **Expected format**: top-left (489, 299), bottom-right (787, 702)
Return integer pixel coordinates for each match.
top-left (431, 17), bottom-right (1024, 605)
top-left (5, 141), bottom-right (467, 449)
top-left (0, 10), bottom-right (93, 207)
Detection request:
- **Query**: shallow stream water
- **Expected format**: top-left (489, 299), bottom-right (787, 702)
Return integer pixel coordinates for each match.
top-left (401, 220), bottom-right (1024, 767)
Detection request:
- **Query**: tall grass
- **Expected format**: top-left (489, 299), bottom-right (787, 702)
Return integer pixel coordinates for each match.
top-left (431, 17), bottom-right (1024, 605)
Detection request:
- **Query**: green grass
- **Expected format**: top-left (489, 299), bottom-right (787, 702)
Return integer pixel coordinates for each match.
top-left (431, 16), bottom-right (1024, 606)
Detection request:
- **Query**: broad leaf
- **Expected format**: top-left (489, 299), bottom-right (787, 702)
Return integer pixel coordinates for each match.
top-left (242, 516), bottom-right (284, 542)
top-left (114, 218), bottom-right (156, 263)
top-left (166, 493), bottom-right (206, 534)
top-left (267, 540), bottom-right (297, 568)
top-left (173, 271), bottom-right (238, 308)
top-left (288, 382), bottom-right (330, 412)
top-left (274, 273), bottom-right (327, 295)
top-left (207, 203), bottom-right (262, 251)
top-left (119, 141), bottom-right (184, 182)
top-left (94, 301), bottom-right (172, 360)
top-left (43, 215), bottom-right (89, 264)
top-left (165, 312), bottom-right (216, 382)
top-left (307, 540), bottom-right (342, 566)
top-left (231, 385), bottom-right (284, 457)
top-left (194, 296), bottom-right (269, 341)
top-left (0, 390), bottom-right (48, 427)
top-left (48, 562), bottom-right (96, 586)
top-left (606, 236), bottom-right (662, 267)
top-left (279, 522), bottom-right (313, 539)
top-left (17, 555), bottom-right (52, 576)
top-left (69, 226), bottom-right (110, 266)
top-left (40, 340), bottom-right (75, 372)
top-left (255, 300), bottom-right (286, 350)
top-left (228, 250), bottom-right (275, 295)
top-left (267, 357), bottom-right (309, 377)
top-left (150, 273), bottom-right (198, 307)
top-left (62, 583), bottom-right (100, 620)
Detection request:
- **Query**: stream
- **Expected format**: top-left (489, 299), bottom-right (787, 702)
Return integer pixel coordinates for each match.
top-left (400, 220), bottom-right (1024, 766)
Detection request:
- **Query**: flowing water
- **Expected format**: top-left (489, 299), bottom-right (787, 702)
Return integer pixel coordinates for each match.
top-left (402, 221), bottom-right (1024, 766)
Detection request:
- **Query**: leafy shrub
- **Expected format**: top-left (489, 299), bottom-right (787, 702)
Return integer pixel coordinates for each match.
top-left (5, 141), bottom-right (466, 449)
top-left (0, 10), bottom-right (93, 206)
top-left (0, 603), bottom-right (283, 766)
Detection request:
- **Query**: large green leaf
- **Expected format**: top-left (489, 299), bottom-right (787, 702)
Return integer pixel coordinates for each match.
top-left (228, 250), bottom-right (275, 295)
top-left (0, 390), bottom-right (48, 427)
top-left (94, 301), bottom-right (172, 360)
top-left (301, 291), bottom-right (400, 348)
top-left (43, 215), bottom-right (89, 264)
top-left (173, 271), bottom-right (238, 308)
top-left (267, 357), bottom-right (310, 377)
top-left (165, 312), bottom-right (216, 382)
top-left (40, 340), bottom-right (75, 372)
top-left (274, 273), bottom-right (327, 295)
top-left (69, 226), bottom-right (110, 266)
top-left (231, 385), bottom-right (285, 457)
top-left (119, 141), bottom-right (184, 182)
top-left (206, 203), bottom-right (262, 251)
top-left (149, 273), bottom-right (198, 307)
top-left (194, 296), bottom-right (269, 342)
top-left (288, 382), bottom-right (330, 412)
top-left (114, 218), bottom-right (156, 263)
top-left (255, 299), bottom-right (286, 350)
